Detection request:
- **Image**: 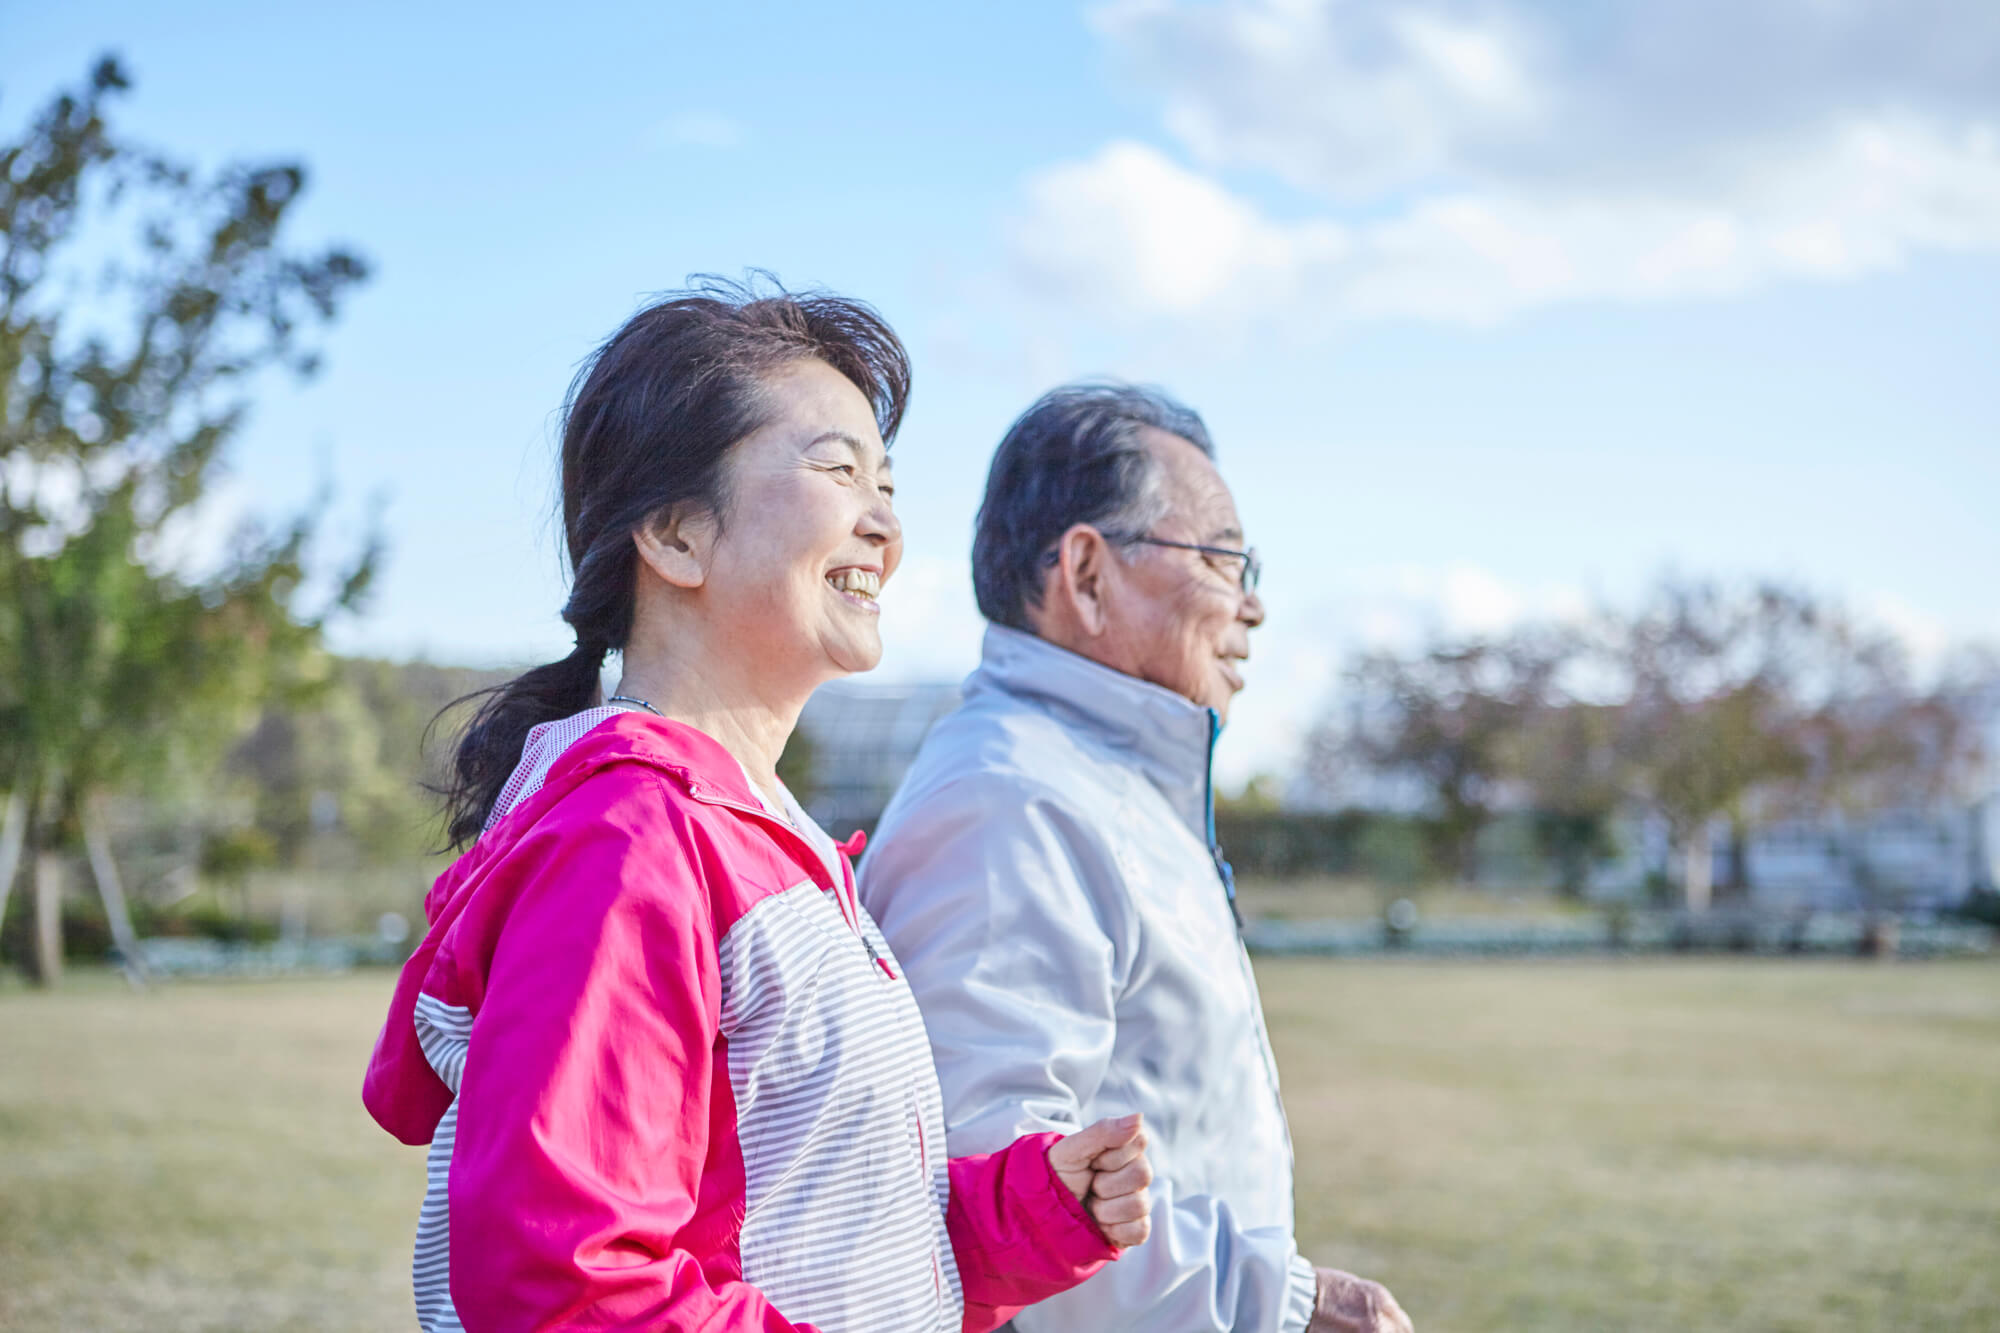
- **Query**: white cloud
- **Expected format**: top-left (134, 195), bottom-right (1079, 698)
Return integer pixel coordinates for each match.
top-left (1097, 0), bottom-right (2000, 196)
top-left (1098, 0), bottom-right (1551, 198)
top-left (1013, 141), bottom-right (1348, 317)
top-left (1013, 118), bottom-right (2000, 325)
top-left (1013, 1), bottom-right (2000, 326)
top-left (647, 111), bottom-right (748, 150)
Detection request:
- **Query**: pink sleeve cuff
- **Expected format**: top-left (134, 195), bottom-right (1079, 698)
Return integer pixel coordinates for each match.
top-left (948, 1131), bottom-right (1121, 1333)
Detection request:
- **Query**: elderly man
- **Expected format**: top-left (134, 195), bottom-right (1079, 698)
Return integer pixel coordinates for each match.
top-left (859, 385), bottom-right (1413, 1333)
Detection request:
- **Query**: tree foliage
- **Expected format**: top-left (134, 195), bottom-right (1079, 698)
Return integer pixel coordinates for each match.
top-left (0, 57), bottom-right (373, 980)
top-left (1307, 578), bottom-right (1994, 906)
top-left (1308, 632), bottom-right (1564, 882)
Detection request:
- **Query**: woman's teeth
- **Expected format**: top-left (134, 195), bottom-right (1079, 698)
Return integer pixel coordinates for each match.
top-left (828, 568), bottom-right (881, 601)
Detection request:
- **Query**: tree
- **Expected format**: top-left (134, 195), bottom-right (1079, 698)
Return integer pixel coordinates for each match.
top-left (1611, 581), bottom-right (1822, 911)
top-left (1606, 578), bottom-right (1983, 914)
top-left (1307, 635), bottom-right (1557, 883)
top-left (1509, 694), bottom-right (1625, 899)
top-left (0, 57), bottom-right (373, 984)
top-left (229, 656), bottom-right (512, 865)
top-left (1783, 640), bottom-right (1993, 917)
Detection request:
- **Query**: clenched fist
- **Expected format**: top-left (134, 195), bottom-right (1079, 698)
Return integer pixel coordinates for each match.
top-left (1309, 1267), bottom-right (1413, 1333)
top-left (1046, 1113), bottom-right (1154, 1249)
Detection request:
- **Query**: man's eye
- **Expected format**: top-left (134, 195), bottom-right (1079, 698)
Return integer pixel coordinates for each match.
top-left (880, 484), bottom-right (895, 500)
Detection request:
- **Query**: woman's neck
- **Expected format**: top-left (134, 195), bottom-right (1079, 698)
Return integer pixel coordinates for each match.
top-left (613, 643), bottom-right (812, 807)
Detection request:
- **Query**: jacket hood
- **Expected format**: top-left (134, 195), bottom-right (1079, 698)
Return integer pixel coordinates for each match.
top-left (362, 708), bottom-right (778, 1145)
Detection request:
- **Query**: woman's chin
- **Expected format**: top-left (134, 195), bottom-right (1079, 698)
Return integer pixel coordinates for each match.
top-left (824, 630), bottom-right (884, 677)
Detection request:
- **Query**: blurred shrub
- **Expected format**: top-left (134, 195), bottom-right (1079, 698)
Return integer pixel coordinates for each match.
top-left (1, 888), bottom-right (280, 971)
top-left (1953, 887), bottom-right (2000, 928)
top-left (1357, 818), bottom-right (1432, 889)
top-left (1214, 811), bottom-right (1365, 877)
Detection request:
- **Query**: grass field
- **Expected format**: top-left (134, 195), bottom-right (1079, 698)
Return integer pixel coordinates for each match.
top-left (2, 960), bottom-right (1996, 1331)
top-left (1235, 874), bottom-right (1601, 922)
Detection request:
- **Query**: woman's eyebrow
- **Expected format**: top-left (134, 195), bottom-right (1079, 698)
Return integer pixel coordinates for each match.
top-left (806, 429), bottom-right (864, 454)
top-left (807, 429), bottom-right (889, 472)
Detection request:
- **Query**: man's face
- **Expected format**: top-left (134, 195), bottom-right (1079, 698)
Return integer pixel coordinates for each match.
top-left (1099, 428), bottom-right (1266, 722)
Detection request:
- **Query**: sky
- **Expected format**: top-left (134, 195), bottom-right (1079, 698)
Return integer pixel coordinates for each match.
top-left (7, 0), bottom-right (1999, 785)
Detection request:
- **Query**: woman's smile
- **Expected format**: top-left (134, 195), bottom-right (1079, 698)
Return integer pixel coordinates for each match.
top-left (826, 564), bottom-right (883, 613)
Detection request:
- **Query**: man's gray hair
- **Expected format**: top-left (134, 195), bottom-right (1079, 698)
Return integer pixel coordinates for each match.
top-left (973, 382), bottom-right (1215, 631)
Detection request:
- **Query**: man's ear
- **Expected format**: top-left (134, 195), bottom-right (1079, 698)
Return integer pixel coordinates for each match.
top-left (633, 504), bottom-right (716, 591)
top-left (1048, 524), bottom-right (1115, 638)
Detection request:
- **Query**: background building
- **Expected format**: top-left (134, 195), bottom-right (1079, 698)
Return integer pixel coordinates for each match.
top-left (792, 680), bottom-right (963, 834)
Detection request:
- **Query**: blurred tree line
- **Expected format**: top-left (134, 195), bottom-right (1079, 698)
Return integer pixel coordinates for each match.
top-left (1303, 580), bottom-right (1997, 910)
top-left (0, 57), bottom-right (388, 984)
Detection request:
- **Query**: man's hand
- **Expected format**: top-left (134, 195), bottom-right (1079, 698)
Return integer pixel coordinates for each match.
top-left (1047, 1113), bottom-right (1153, 1248)
top-left (1308, 1267), bottom-right (1414, 1333)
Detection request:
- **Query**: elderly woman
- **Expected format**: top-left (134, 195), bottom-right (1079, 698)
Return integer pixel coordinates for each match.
top-left (363, 283), bottom-right (1151, 1332)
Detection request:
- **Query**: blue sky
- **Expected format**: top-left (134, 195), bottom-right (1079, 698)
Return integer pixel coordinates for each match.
top-left (8, 1), bottom-right (1999, 783)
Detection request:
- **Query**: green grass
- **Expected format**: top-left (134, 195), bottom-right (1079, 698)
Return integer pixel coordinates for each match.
top-left (0, 972), bottom-right (417, 1330)
top-left (2, 961), bottom-right (1995, 1331)
top-left (1268, 959), bottom-right (2000, 1332)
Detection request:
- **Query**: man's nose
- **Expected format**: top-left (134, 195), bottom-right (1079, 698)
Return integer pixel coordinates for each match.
top-left (1239, 584), bottom-right (1266, 628)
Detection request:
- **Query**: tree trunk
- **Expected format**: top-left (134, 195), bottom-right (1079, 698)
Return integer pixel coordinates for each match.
top-left (83, 798), bottom-right (149, 988)
top-left (29, 850), bottom-right (64, 987)
top-left (1683, 823), bottom-right (1713, 914)
top-left (0, 787), bottom-right (25, 946)
top-left (1724, 819), bottom-right (1752, 902)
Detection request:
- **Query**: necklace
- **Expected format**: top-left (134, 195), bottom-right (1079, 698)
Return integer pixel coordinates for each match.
top-left (610, 693), bottom-right (796, 829)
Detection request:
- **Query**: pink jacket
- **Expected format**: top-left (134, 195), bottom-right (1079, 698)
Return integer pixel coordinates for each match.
top-left (363, 709), bottom-right (1117, 1332)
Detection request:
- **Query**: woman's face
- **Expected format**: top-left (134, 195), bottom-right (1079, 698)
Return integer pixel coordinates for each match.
top-left (700, 358), bottom-right (902, 685)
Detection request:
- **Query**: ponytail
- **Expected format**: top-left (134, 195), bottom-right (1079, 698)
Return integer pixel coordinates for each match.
top-left (433, 638), bottom-right (607, 850)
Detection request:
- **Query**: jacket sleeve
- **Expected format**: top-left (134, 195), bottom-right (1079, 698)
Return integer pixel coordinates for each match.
top-left (446, 812), bottom-right (820, 1333)
top-left (946, 1131), bottom-right (1120, 1333)
top-left (860, 774), bottom-right (1319, 1333)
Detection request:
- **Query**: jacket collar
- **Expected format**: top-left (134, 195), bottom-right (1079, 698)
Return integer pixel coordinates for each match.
top-left (967, 623), bottom-right (1218, 843)
top-left (539, 708), bottom-right (768, 811)
top-left (539, 709), bottom-right (864, 874)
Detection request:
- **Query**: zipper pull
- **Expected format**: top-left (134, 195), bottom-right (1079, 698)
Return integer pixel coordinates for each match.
top-left (867, 937), bottom-right (898, 979)
top-left (1212, 845), bottom-right (1244, 932)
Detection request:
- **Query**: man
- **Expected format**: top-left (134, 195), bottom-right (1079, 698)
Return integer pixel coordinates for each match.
top-left (859, 384), bottom-right (1414, 1333)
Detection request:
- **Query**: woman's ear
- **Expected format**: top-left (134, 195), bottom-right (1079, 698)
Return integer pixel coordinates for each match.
top-left (633, 504), bottom-right (716, 591)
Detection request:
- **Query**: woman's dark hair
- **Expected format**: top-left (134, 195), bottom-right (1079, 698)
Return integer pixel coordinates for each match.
top-left (972, 381), bottom-right (1213, 632)
top-left (433, 275), bottom-right (911, 849)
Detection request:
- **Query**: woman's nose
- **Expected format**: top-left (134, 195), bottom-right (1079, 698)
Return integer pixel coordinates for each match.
top-left (859, 488), bottom-right (901, 545)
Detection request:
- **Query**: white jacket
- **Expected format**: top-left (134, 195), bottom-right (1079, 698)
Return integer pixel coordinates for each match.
top-left (860, 625), bottom-right (1319, 1333)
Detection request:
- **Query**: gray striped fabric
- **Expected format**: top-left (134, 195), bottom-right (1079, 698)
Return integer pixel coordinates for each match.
top-left (411, 995), bottom-right (470, 1332)
top-left (721, 882), bottom-right (964, 1331)
top-left (481, 705), bottom-right (629, 834)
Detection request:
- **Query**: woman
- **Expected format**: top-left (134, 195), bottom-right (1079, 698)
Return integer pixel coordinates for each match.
top-left (363, 281), bottom-right (1152, 1332)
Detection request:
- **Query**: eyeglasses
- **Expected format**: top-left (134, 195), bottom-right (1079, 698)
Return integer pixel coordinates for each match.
top-left (1133, 536), bottom-right (1261, 594)
top-left (1039, 532), bottom-right (1263, 594)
